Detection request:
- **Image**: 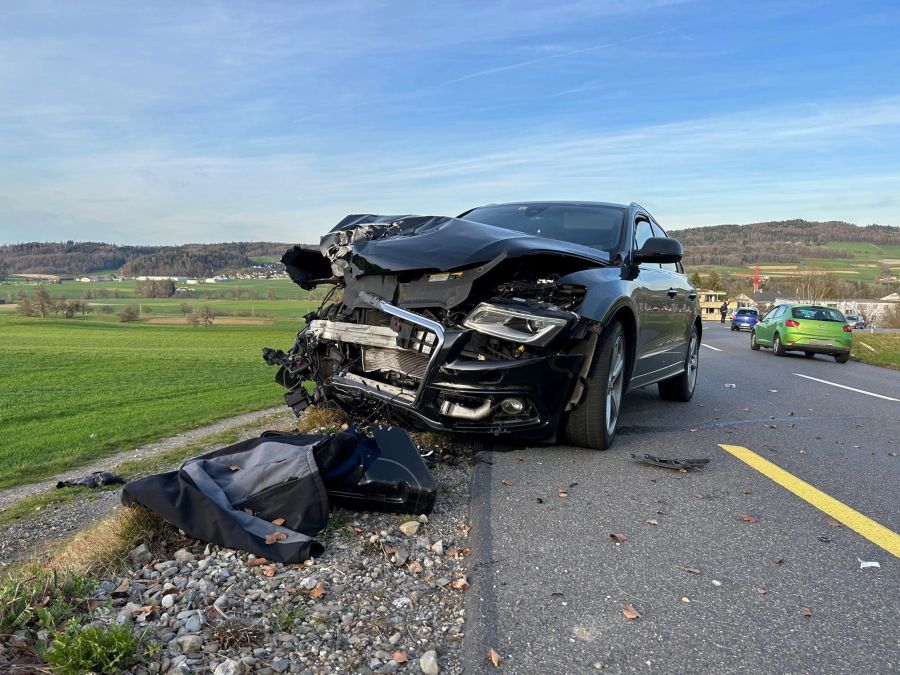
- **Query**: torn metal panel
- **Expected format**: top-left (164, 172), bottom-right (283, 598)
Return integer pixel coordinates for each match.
top-left (631, 454), bottom-right (710, 470)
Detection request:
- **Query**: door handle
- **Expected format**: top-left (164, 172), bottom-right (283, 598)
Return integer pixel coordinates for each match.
top-left (667, 288), bottom-right (678, 298)
top-left (688, 291), bottom-right (697, 300)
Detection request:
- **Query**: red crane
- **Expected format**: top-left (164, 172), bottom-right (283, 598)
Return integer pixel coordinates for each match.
top-left (752, 264), bottom-right (761, 294)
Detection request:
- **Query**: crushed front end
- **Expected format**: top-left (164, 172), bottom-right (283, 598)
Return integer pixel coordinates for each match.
top-left (264, 214), bottom-right (607, 442)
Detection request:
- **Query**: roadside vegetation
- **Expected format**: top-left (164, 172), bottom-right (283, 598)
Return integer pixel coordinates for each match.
top-left (851, 333), bottom-right (900, 370)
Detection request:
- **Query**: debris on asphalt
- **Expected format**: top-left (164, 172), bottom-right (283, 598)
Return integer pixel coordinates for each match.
top-left (631, 454), bottom-right (710, 470)
top-left (724, 383), bottom-right (737, 388)
top-left (802, 607), bottom-right (813, 618)
top-left (681, 597), bottom-right (691, 603)
top-left (755, 587), bottom-right (768, 595)
top-left (645, 519), bottom-right (659, 526)
top-left (712, 579), bottom-right (722, 587)
top-left (609, 533), bottom-right (627, 544)
top-left (738, 514), bottom-right (758, 523)
top-left (56, 470), bottom-right (125, 489)
top-left (826, 518), bottom-right (843, 527)
top-left (857, 558), bottom-right (881, 569)
top-left (818, 534), bottom-right (832, 543)
top-left (678, 566), bottom-right (702, 574)
top-left (622, 604), bottom-right (641, 620)
top-left (487, 647), bottom-right (503, 667)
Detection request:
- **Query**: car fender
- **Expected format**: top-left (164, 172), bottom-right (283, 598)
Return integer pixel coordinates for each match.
top-left (557, 267), bottom-right (637, 325)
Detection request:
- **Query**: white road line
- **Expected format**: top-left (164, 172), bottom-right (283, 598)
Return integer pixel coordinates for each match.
top-left (701, 343), bottom-right (723, 352)
top-left (793, 373), bottom-right (900, 402)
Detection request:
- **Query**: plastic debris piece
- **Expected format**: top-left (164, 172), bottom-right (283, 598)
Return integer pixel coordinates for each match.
top-left (725, 383), bottom-right (737, 388)
top-left (631, 454), bottom-right (710, 470)
top-left (768, 389), bottom-right (778, 392)
top-left (857, 558), bottom-right (880, 569)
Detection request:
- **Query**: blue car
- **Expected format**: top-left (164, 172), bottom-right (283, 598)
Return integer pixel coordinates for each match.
top-left (730, 307), bottom-right (759, 331)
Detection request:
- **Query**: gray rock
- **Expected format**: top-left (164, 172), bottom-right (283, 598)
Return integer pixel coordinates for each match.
top-left (273, 657), bottom-right (291, 672)
top-left (129, 543), bottom-right (153, 565)
top-left (214, 660), bottom-right (243, 675)
top-left (184, 615), bottom-right (202, 633)
top-left (174, 549), bottom-right (196, 564)
top-left (176, 634), bottom-right (203, 654)
top-left (161, 594), bottom-right (176, 609)
top-left (420, 650), bottom-right (439, 675)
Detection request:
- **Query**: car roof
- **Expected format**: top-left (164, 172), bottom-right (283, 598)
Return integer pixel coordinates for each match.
top-left (466, 200), bottom-right (630, 210)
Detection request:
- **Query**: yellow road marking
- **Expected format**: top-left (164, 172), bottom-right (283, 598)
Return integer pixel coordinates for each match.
top-left (719, 444), bottom-right (900, 558)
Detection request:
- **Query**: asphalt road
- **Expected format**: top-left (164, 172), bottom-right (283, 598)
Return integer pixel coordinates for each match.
top-left (463, 321), bottom-right (899, 674)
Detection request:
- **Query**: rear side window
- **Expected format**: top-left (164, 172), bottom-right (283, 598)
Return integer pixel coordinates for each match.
top-left (792, 307), bottom-right (845, 322)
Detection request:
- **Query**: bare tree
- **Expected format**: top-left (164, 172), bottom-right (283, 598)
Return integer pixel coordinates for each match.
top-left (118, 305), bottom-right (139, 322)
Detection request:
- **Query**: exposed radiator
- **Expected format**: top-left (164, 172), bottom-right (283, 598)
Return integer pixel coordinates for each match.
top-left (361, 346), bottom-right (430, 379)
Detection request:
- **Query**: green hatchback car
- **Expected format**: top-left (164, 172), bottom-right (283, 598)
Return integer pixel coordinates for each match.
top-left (751, 304), bottom-right (853, 362)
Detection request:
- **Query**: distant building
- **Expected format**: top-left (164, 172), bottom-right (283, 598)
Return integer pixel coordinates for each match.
top-left (698, 290), bottom-right (727, 320)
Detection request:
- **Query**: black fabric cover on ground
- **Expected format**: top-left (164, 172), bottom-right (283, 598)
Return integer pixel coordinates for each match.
top-left (122, 434), bottom-right (331, 563)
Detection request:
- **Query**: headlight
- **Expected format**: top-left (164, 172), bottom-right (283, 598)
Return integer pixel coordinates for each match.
top-left (463, 302), bottom-right (572, 346)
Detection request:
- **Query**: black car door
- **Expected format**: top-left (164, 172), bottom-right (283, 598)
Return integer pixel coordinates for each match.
top-left (631, 216), bottom-right (672, 379)
top-left (651, 220), bottom-right (693, 367)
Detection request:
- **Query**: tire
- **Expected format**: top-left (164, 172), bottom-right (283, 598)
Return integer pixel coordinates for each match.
top-left (804, 351), bottom-right (815, 358)
top-left (773, 333), bottom-right (786, 356)
top-left (750, 330), bottom-right (760, 350)
top-left (834, 352), bottom-right (850, 363)
top-left (563, 321), bottom-right (627, 451)
top-left (658, 326), bottom-right (700, 402)
top-left (730, 325), bottom-right (736, 331)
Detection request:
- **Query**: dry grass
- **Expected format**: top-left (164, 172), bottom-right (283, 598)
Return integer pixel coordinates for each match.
top-left (51, 506), bottom-right (175, 577)
top-left (293, 404), bottom-right (348, 434)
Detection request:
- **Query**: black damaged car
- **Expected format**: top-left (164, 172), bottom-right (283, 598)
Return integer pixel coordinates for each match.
top-left (264, 201), bottom-right (702, 450)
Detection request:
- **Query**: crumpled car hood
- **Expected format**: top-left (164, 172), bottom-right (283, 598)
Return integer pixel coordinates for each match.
top-left (283, 214), bottom-right (610, 287)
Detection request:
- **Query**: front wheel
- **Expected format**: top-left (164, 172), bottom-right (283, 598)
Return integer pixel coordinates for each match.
top-left (773, 333), bottom-right (786, 356)
top-left (658, 327), bottom-right (700, 402)
top-left (563, 321), bottom-right (627, 450)
top-left (750, 330), bottom-right (761, 350)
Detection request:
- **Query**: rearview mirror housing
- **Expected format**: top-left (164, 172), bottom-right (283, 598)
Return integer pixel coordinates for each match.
top-left (634, 236), bottom-right (683, 265)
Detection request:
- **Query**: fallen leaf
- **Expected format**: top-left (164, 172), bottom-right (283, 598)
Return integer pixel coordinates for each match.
top-left (801, 607), bottom-right (812, 618)
top-left (826, 518), bottom-right (843, 528)
top-left (449, 576), bottom-right (470, 590)
top-left (458, 523), bottom-right (471, 534)
top-left (774, 558), bottom-right (784, 565)
top-left (557, 487), bottom-right (568, 498)
top-left (248, 557), bottom-right (269, 567)
top-left (264, 531), bottom-right (287, 545)
top-left (622, 604), bottom-right (641, 620)
top-left (408, 560), bottom-right (423, 574)
top-left (501, 479), bottom-right (512, 486)
top-left (309, 580), bottom-right (327, 598)
top-left (393, 651), bottom-right (408, 664)
top-left (679, 566), bottom-right (702, 574)
top-left (382, 545), bottom-right (397, 556)
top-left (738, 514), bottom-right (757, 524)
top-left (487, 648), bottom-right (503, 667)
top-left (112, 580), bottom-right (129, 596)
top-left (262, 565), bottom-right (276, 577)
top-left (756, 587), bottom-right (768, 595)
top-left (271, 517), bottom-right (286, 526)
top-left (228, 464), bottom-right (240, 472)
top-left (609, 533), bottom-right (627, 543)
top-left (645, 519), bottom-right (659, 526)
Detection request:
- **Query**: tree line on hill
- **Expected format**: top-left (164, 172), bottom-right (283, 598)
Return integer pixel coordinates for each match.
top-left (0, 241), bottom-right (289, 276)
top-left (675, 219), bottom-right (897, 267)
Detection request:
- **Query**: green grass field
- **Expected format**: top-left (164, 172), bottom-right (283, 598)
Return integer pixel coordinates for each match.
top-left (0, 299), bottom-right (313, 489)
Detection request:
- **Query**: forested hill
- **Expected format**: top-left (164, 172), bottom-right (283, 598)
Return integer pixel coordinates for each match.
top-left (0, 241), bottom-right (290, 276)
top-left (673, 219), bottom-right (898, 267)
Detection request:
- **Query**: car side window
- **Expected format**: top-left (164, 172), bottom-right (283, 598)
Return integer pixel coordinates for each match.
top-left (633, 218), bottom-right (659, 268)
top-left (650, 221), bottom-right (678, 272)
top-left (762, 306), bottom-right (780, 321)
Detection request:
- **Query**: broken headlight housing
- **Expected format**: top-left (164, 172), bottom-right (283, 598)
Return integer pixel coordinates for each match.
top-left (463, 302), bottom-right (571, 346)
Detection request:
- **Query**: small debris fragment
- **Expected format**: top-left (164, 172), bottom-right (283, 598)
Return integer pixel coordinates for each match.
top-left (645, 519), bottom-right (659, 526)
top-left (725, 383), bottom-right (737, 388)
top-left (826, 518), bottom-right (843, 528)
top-left (393, 651), bottom-right (408, 664)
top-left (631, 454), bottom-right (709, 470)
top-left (818, 535), bottom-right (831, 543)
top-left (857, 558), bottom-right (881, 569)
top-left (801, 607), bottom-right (812, 618)
top-left (738, 514), bottom-right (757, 523)
top-left (712, 579), bottom-right (722, 587)
top-left (501, 479), bottom-right (512, 486)
top-left (681, 597), bottom-right (691, 603)
top-left (768, 389), bottom-right (778, 393)
top-left (755, 587), bottom-right (768, 595)
top-left (679, 566), bottom-right (701, 574)
top-left (487, 647), bottom-right (503, 667)
top-left (557, 487), bottom-right (568, 498)
top-left (622, 604), bottom-right (641, 620)
top-left (609, 533), bottom-right (627, 544)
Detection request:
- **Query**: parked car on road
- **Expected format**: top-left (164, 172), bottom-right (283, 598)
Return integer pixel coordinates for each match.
top-left (844, 314), bottom-right (866, 329)
top-left (730, 307), bottom-right (759, 331)
top-left (751, 304), bottom-right (852, 362)
top-left (265, 201), bottom-right (702, 450)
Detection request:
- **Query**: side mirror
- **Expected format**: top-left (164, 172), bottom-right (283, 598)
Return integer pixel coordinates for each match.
top-left (634, 236), bottom-right (683, 264)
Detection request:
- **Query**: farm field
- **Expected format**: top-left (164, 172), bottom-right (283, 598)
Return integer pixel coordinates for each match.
top-left (0, 289), bottom-right (315, 489)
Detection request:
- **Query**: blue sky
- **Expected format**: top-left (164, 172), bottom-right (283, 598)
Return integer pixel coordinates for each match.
top-left (1, 0), bottom-right (899, 244)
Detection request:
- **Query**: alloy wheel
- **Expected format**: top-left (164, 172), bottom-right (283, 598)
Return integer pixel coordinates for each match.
top-left (686, 334), bottom-right (699, 392)
top-left (606, 335), bottom-right (625, 436)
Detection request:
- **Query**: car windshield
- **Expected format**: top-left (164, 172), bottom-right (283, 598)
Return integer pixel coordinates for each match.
top-left (461, 203), bottom-right (626, 255)
top-left (792, 306), bottom-right (845, 322)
